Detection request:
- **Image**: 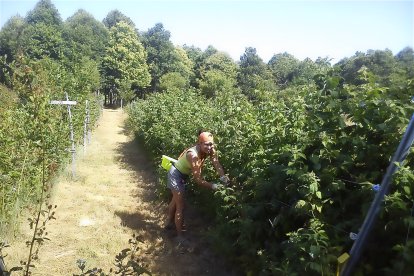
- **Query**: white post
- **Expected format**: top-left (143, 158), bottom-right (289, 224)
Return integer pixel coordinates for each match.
top-left (87, 101), bottom-right (91, 145)
top-left (83, 100), bottom-right (89, 154)
top-left (50, 95), bottom-right (77, 179)
top-left (97, 89), bottom-right (103, 117)
top-left (65, 92), bottom-right (76, 178)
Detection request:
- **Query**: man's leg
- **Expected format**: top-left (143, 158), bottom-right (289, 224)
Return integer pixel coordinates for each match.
top-left (172, 190), bottom-right (184, 236)
top-left (165, 194), bottom-right (176, 228)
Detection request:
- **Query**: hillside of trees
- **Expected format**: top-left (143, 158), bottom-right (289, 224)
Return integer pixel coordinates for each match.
top-left (1, 0), bottom-right (413, 275)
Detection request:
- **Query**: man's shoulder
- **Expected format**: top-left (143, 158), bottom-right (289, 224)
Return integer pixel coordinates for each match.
top-left (186, 148), bottom-right (198, 159)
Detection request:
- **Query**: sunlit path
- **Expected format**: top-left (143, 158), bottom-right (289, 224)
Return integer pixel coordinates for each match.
top-left (7, 108), bottom-right (236, 276)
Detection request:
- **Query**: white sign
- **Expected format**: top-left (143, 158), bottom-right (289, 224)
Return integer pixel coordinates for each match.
top-left (50, 100), bottom-right (77, 105)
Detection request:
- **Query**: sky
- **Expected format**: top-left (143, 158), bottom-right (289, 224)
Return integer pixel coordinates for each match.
top-left (0, 0), bottom-right (413, 63)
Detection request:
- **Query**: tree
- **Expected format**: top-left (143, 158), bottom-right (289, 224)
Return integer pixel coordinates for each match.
top-left (238, 47), bottom-right (275, 99)
top-left (200, 51), bottom-right (238, 80)
top-left (293, 58), bottom-right (322, 85)
top-left (197, 45), bottom-right (219, 79)
top-left (0, 15), bottom-right (26, 62)
top-left (336, 51), bottom-right (368, 86)
top-left (182, 44), bottom-right (203, 87)
top-left (183, 44), bottom-right (203, 66)
top-left (170, 46), bottom-right (194, 83)
top-left (198, 70), bottom-right (239, 98)
top-left (25, 0), bottom-right (62, 26)
top-left (63, 9), bottom-right (109, 63)
top-left (102, 10), bottom-right (135, 29)
top-left (197, 51), bottom-right (238, 97)
top-left (183, 44), bottom-right (219, 88)
top-left (22, 23), bottom-right (64, 60)
top-left (21, 0), bottom-right (64, 60)
top-left (395, 47), bottom-right (414, 79)
top-left (336, 49), bottom-right (401, 87)
top-left (203, 45), bottom-right (219, 58)
top-left (101, 21), bottom-right (150, 105)
top-left (159, 72), bottom-right (189, 92)
top-left (366, 49), bottom-right (398, 86)
top-left (0, 83), bottom-right (18, 115)
top-left (268, 52), bottom-right (300, 87)
top-left (142, 23), bottom-right (181, 92)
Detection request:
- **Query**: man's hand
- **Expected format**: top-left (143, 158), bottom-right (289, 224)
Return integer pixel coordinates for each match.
top-left (219, 175), bottom-right (230, 184)
top-left (212, 183), bottom-right (224, 190)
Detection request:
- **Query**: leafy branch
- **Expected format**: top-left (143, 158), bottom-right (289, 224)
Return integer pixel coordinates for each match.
top-left (74, 234), bottom-right (151, 276)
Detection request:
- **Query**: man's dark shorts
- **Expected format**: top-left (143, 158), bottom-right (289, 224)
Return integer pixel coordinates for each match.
top-left (167, 165), bottom-right (188, 193)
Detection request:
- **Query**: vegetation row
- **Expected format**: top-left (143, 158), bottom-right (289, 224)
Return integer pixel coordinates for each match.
top-left (127, 73), bottom-right (414, 275)
top-left (1, 0), bottom-right (413, 275)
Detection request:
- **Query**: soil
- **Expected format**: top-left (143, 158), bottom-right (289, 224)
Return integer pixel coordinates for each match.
top-left (6, 108), bottom-right (239, 276)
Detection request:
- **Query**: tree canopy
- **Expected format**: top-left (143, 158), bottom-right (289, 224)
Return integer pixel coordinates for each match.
top-left (238, 47), bottom-right (276, 99)
top-left (142, 23), bottom-right (182, 93)
top-left (101, 21), bottom-right (150, 104)
top-left (0, 15), bottom-right (25, 62)
top-left (21, 0), bottom-right (64, 60)
top-left (63, 9), bottom-right (109, 62)
top-left (102, 9), bottom-right (135, 29)
top-left (25, 0), bottom-right (62, 26)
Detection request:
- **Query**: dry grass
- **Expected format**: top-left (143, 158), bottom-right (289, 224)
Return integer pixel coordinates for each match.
top-left (4, 108), bottom-right (238, 276)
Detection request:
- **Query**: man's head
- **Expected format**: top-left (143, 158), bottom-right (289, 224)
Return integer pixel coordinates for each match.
top-left (198, 132), bottom-right (214, 153)
top-left (198, 131), bottom-right (214, 143)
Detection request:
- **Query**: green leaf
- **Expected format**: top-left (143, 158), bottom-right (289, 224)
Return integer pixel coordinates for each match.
top-left (295, 200), bottom-right (307, 209)
top-left (403, 186), bottom-right (411, 195)
top-left (309, 182), bottom-right (318, 193)
top-left (316, 205), bottom-right (322, 213)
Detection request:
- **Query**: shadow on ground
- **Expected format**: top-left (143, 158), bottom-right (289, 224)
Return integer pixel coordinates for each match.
top-left (113, 117), bottom-right (241, 276)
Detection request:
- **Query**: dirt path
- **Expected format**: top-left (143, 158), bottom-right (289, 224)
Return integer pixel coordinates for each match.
top-left (7, 108), bottom-right (237, 276)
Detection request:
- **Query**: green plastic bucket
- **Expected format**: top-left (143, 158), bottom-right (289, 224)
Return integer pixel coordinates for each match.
top-left (161, 155), bottom-right (177, 171)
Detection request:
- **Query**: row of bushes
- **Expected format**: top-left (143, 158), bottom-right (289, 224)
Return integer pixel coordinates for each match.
top-left (0, 56), bottom-right (102, 236)
top-left (126, 73), bottom-right (414, 275)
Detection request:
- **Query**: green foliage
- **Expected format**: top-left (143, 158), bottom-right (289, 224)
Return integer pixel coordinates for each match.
top-left (268, 52), bottom-right (300, 87)
top-left (2, 3), bottom-right (414, 275)
top-left (142, 23), bottom-right (184, 93)
top-left (0, 15), bottom-right (25, 63)
top-left (25, 0), bottom-right (62, 26)
top-left (21, 22), bottom-right (64, 60)
top-left (74, 234), bottom-right (151, 276)
top-left (17, 202), bottom-right (57, 275)
top-left (268, 54), bottom-right (331, 89)
top-left (159, 72), bottom-right (189, 92)
top-left (171, 46), bottom-right (195, 82)
top-left (335, 48), bottom-right (414, 91)
top-left (118, 80), bottom-right (135, 103)
top-left (20, 0), bottom-right (64, 61)
top-left (182, 44), bottom-right (218, 88)
top-left (238, 47), bottom-right (276, 99)
top-left (102, 21), bottom-right (150, 104)
top-left (197, 51), bottom-right (239, 97)
top-left (1, 57), bottom-right (64, 234)
top-left (396, 47), bottom-right (414, 79)
top-left (199, 51), bottom-right (238, 81)
top-left (0, 84), bottom-right (18, 114)
top-left (0, 54), bottom-right (101, 236)
top-left (198, 69), bottom-right (238, 98)
top-left (102, 10), bottom-right (135, 29)
top-left (63, 9), bottom-right (109, 63)
top-left (182, 45), bottom-right (203, 86)
top-left (111, 234), bottom-right (151, 275)
top-left (127, 69), bottom-right (414, 275)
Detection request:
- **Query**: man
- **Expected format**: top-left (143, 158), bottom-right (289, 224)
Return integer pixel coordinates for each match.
top-left (165, 131), bottom-right (229, 244)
